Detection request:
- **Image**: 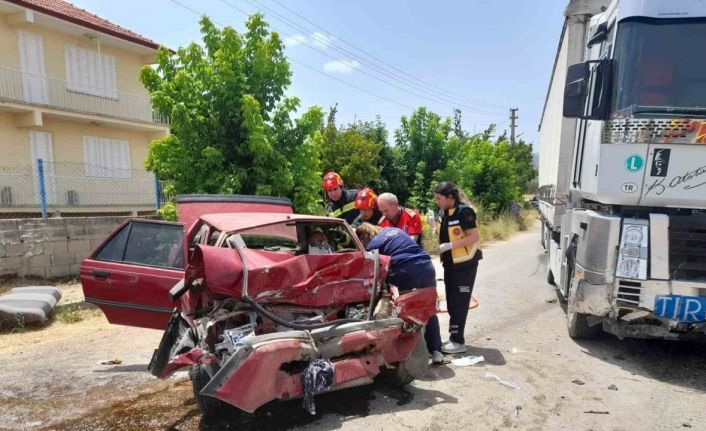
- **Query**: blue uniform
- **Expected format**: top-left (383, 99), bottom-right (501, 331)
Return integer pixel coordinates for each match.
top-left (366, 227), bottom-right (441, 353)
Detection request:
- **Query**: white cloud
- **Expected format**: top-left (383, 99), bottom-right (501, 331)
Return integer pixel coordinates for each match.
top-left (323, 59), bottom-right (360, 74)
top-left (310, 32), bottom-right (334, 49)
top-left (284, 32), bottom-right (334, 50)
top-left (284, 34), bottom-right (307, 47)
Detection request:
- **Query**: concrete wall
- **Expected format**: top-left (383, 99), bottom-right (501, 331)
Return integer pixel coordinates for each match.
top-left (0, 216), bottom-right (126, 278)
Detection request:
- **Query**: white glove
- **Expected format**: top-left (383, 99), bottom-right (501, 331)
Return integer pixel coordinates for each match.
top-left (439, 242), bottom-right (452, 254)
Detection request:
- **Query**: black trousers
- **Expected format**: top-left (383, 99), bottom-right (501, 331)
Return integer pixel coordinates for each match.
top-left (444, 261), bottom-right (478, 345)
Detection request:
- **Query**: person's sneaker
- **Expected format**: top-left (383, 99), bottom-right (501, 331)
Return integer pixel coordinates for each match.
top-left (441, 340), bottom-right (467, 354)
top-left (431, 351), bottom-right (444, 364)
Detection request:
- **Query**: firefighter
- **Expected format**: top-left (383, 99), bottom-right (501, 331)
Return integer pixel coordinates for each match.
top-left (356, 223), bottom-right (444, 364)
top-left (377, 193), bottom-right (423, 245)
top-left (433, 181), bottom-right (482, 354)
top-left (351, 188), bottom-right (383, 227)
top-left (322, 172), bottom-right (359, 225)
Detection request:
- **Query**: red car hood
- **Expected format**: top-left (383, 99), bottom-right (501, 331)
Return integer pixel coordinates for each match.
top-left (187, 245), bottom-right (390, 307)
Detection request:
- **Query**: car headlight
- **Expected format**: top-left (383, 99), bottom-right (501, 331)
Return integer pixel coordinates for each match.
top-left (615, 220), bottom-right (648, 280)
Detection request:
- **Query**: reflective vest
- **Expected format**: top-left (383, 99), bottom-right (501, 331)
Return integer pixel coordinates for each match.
top-left (446, 204), bottom-right (478, 265)
top-left (329, 201), bottom-right (356, 218)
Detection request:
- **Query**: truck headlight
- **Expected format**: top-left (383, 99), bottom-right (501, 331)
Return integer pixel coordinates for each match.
top-left (615, 221), bottom-right (648, 280)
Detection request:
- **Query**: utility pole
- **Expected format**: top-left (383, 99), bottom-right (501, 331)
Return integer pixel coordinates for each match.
top-left (509, 107), bottom-right (519, 145)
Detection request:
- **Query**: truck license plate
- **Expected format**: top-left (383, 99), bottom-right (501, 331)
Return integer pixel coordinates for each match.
top-left (654, 295), bottom-right (706, 323)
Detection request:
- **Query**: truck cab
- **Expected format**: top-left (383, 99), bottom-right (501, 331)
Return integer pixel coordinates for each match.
top-left (539, 0), bottom-right (706, 341)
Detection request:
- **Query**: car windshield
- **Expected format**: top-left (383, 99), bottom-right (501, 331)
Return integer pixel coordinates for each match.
top-left (224, 221), bottom-right (360, 255)
top-left (612, 18), bottom-right (706, 118)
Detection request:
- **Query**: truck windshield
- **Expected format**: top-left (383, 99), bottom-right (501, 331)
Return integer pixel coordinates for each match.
top-left (612, 18), bottom-right (706, 118)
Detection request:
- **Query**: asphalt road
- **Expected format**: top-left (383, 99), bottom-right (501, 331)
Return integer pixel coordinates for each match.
top-left (2, 225), bottom-right (705, 431)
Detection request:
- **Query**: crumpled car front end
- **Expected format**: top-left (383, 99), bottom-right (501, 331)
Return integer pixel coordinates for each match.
top-left (148, 241), bottom-right (437, 416)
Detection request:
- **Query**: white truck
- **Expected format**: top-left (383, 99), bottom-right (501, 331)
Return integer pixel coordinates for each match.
top-left (538, 0), bottom-right (706, 340)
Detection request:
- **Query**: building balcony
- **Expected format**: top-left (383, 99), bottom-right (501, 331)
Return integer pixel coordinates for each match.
top-left (0, 66), bottom-right (168, 127)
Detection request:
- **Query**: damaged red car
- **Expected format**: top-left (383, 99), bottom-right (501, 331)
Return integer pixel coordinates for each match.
top-left (80, 195), bottom-right (437, 417)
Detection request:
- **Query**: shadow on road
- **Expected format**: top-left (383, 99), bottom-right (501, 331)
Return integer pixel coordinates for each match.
top-left (196, 381), bottom-right (458, 431)
top-left (575, 336), bottom-right (706, 393)
top-left (93, 364), bottom-right (148, 373)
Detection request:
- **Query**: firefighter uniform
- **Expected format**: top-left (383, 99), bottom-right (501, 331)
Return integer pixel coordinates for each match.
top-left (325, 189), bottom-right (360, 225)
top-left (439, 204), bottom-right (482, 345)
top-left (380, 207), bottom-right (423, 246)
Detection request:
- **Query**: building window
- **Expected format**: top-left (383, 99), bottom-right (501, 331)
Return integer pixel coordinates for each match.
top-left (65, 45), bottom-right (118, 99)
top-left (83, 135), bottom-right (131, 178)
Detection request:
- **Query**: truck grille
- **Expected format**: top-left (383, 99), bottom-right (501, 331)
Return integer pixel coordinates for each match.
top-left (669, 215), bottom-right (706, 281)
top-left (603, 119), bottom-right (693, 144)
top-left (616, 280), bottom-right (642, 306)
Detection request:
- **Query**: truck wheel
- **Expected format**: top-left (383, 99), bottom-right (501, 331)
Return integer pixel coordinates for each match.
top-left (384, 332), bottom-right (428, 386)
top-left (190, 364), bottom-right (227, 418)
top-left (566, 271), bottom-right (601, 339)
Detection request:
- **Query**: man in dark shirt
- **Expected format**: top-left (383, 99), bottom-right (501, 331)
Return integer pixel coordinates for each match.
top-left (359, 224), bottom-right (443, 364)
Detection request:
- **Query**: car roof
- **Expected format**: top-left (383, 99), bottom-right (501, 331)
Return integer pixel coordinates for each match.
top-left (199, 213), bottom-right (343, 232)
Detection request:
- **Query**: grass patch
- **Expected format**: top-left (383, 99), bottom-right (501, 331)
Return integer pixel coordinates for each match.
top-left (0, 314), bottom-right (26, 333)
top-left (54, 302), bottom-right (100, 324)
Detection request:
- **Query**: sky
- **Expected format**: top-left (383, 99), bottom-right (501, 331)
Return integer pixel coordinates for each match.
top-left (70, 0), bottom-right (567, 149)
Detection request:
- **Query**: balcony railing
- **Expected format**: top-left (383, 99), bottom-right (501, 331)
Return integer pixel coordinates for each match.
top-left (0, 66), bottom-right (168, 126)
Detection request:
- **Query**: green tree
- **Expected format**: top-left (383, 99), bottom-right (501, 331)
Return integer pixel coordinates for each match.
top-left (140, 15), bottom-right (323, 215)
top-left (321, 126), bottom-right (382, 189)
top-left (394, 107), bottom-right (450, 209)
top-left (506, 139), bottom-right (537, 191)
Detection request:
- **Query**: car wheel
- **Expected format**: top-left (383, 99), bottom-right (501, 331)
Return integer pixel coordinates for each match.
top-left (384, 331), bottom-right (429, 386)
top-left (190, 364), bottom-right (227, 418)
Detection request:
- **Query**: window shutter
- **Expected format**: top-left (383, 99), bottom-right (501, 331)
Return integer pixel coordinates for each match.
top-left (83, 136), bottom-right (131, 178)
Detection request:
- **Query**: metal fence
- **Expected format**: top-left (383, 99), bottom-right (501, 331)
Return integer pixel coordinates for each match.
top-left (0, 66), bottom-right (168, 125)
top-left (0, 160), bottom-right (171, 218)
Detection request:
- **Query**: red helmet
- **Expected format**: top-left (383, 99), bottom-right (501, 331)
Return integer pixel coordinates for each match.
top-left (354, 188), bottom-right (377, 210)
top-left (322, 172), bottom-right (343, 191)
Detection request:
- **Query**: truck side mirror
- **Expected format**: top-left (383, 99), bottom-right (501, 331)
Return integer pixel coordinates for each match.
top-left (563, 60), bottom-right (613, 120)
top-left (587, 22), bottom-right (608, 48)
top-left (563, 62), bottom-right (589, 118)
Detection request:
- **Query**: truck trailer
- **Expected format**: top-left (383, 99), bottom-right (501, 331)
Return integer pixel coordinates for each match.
top-left (538, 0), bottom-right (706, 340)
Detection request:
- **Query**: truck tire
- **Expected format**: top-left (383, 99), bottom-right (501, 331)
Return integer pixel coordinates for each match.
top-left (190, 364), bottom-right (227, 418)
top-left (566, 268), bottom-right (601, 339)
top-left (384, 332), bottom-right (428, 386)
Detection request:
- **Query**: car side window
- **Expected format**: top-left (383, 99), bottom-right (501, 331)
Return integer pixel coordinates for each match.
top-left (95, 224), bottom-right (129, 261)
top-left (94, 221), bottom-right (185, 269)
top-left (124, 223), bottom-right (184, 269)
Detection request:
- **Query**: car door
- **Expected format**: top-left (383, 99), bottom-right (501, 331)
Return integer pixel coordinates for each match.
top-left (80, 219), bottom-right (186, 329)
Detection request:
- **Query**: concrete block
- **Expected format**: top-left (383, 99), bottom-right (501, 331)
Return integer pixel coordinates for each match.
top-left (68, 239), bottom-right (91, 255)
top-left (4, 243), bottom-right (26, 257)
top-left (70, 264), bottom-right (81, 275)
top-left (0, 256), bottom-right (23, 272)
top-left (46, 240), bottom-right (68, 255)
top-left (47, 265), bottom-right (72, 278)
top-left (65, 224), bottom-right (86, 239)
top-left (27, 254), bottom-right (50, 268)
top-left (50, 253), bottom-right (75, 266)
top-left (22, 266), bottom-right (46, 278)
top-left (89, 239), bottom-right (105, 251)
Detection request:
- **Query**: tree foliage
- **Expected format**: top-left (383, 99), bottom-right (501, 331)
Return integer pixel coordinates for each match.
top-left (141, 15), bottom-right (323, 215)
top-left (141, 13), bottom-right (536, 219)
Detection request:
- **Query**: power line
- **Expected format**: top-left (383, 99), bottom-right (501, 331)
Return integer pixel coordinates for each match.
top-left (167, 0), bottom-right (415, 110)
top-left (215, 0), bottom-right (505, 115)
top-left (245, 0), bottom-right (503, 112)
top-left (266, 0), bottom-right (508, 111)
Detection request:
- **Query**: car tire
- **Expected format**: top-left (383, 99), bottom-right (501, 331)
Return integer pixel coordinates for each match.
top-left (190, 364), bottom-right (227, 418)
top-left (384, 332), bottom-right (429, 387)
top-left (566, 267), bottom-right (601, 340)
